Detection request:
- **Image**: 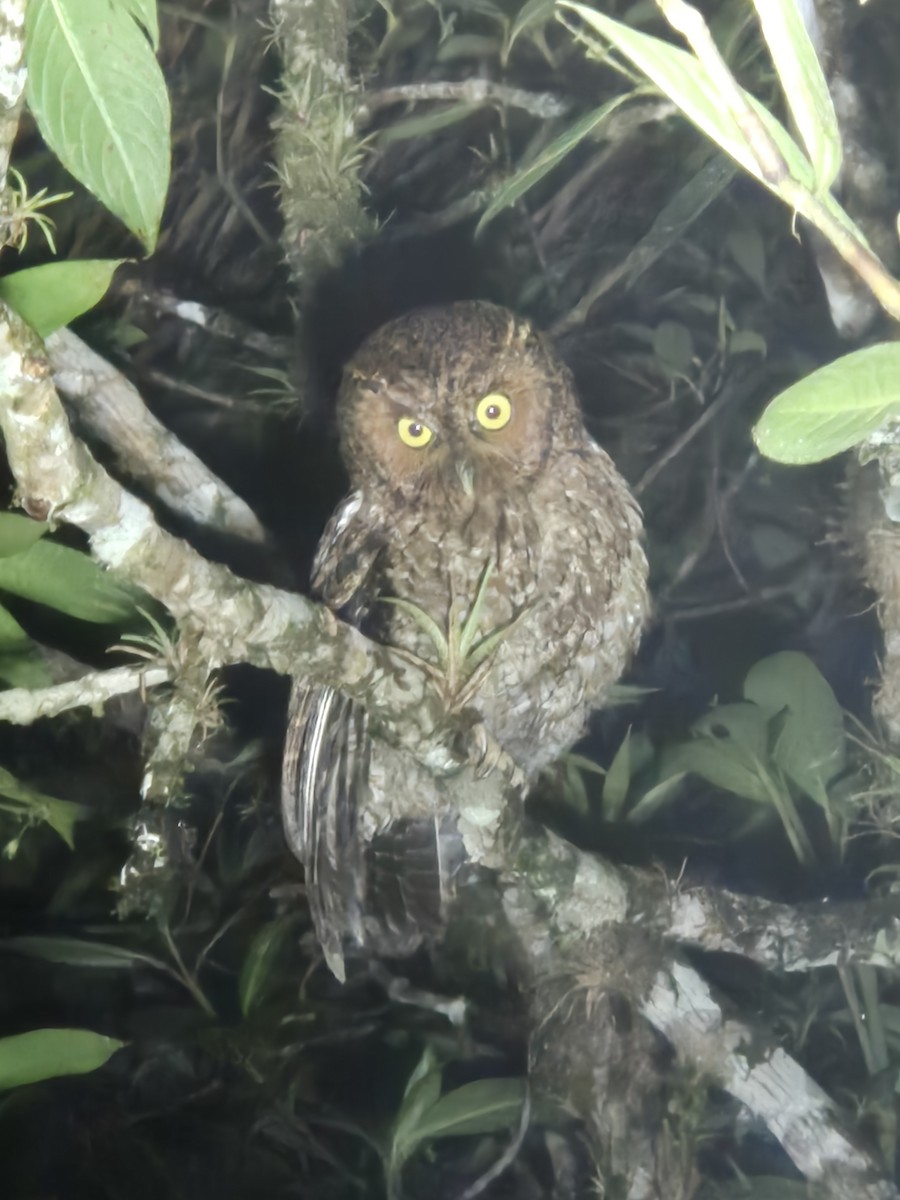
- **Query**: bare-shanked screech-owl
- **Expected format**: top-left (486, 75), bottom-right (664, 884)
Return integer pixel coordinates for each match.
top-left (283, 301), bottom-right (649, 979)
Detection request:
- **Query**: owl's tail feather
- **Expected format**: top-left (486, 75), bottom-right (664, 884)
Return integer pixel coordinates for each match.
top-left (282, 682), bottom-right (368, 981)
top-left (282, 680), bottom-right (464, 981)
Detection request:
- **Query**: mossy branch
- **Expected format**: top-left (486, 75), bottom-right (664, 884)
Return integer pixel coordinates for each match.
top-left (270, 0), bottom-right (374, 292)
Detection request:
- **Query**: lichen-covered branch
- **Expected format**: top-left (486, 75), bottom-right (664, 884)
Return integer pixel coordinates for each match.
top-left (642, 961), bottom-right (896, 1200)
top-left (496, 828), bottom-right (896, 1196)
top-left (0, 664), bottom-right (170, 724)
top-left (47, 329), bottom-right (269, 544)
top-left (270, 0), bottom-right (374, 292)
top-left (0, 1), bottom-right (26, 189)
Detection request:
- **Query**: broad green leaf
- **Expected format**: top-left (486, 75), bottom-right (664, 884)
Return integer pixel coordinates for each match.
top-left (238, 917), bottom-right (294, 1017)
top-left (692, 703), bottom-right (768, 759)
top-left (0, 594), bottom-right (50, 687)
top-left (0, 261), bottom-right (124, 338)
top-left (753, 0), bottom-right (841, 192)
top-left (0, 648), bottom-right (52, 688)
top-left (4, 935), bottom-right (169, 973)
top-left (412, 1077), bottom-right (526, 1142)
top-left (0, 541), bottom-right (142, 623)
top-left (0, 600), bottom-right (34, 652)
top-left (729, 329), bottom-right (767, 358)
top-left (661, 739), bottom-right (770, 804)
top-left (0, 767), bottom-right (89, 848)
top-left (379, 103), bottom-right (481, 143)
top-left (26, 0), bottom-right (171, 251)
top-left (725, 227), bottom-right (766, 291)
top-left (753, 342), bottom-right (900, 463)
top-left (744, 652), bottom-right (845, 805)
top-left (476, 93), bottom-right (633, 234)
top-left (652, 320), bottom-right (694, 373)
top-left (0, 514), bottom-right (49, 558)
top-left (0, 1028), bottom-right (124, 1090)
top-left (602, 729), bottom-right (632, 820)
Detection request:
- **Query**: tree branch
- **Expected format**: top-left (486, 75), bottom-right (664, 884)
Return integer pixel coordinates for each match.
top-left (47, 328), bottom-right (269, 544)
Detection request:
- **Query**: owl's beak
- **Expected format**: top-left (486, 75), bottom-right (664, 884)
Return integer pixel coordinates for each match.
top-left (455, 459), bottom-right (475, 495)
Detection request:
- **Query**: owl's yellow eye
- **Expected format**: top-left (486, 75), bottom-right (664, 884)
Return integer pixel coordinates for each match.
top-left (475, 393), bottom-right (512, 431)
top-left (397, 417), bottom-right (434, 448)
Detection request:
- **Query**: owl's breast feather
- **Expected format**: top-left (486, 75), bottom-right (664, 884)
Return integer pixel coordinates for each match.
top-left (373, 452), bottom-right (648, 776)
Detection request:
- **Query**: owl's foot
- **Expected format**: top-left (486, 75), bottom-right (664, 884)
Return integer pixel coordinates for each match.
top-left (469, 719), bottom-right (525, 787)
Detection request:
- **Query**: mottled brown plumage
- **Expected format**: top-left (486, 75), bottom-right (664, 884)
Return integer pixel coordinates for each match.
top-left (283, 302), bottom-right (649, 978)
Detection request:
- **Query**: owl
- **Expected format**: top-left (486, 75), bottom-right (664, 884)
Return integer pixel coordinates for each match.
top-left (282, 301), bottom-right (649, 979)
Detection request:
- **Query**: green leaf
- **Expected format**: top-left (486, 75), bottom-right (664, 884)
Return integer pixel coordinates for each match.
top-left (753, 342), bottom-right (900, 463)
top-left (560, 5), bottom-right (776, 182)
top-left (506, 0), bottom-right (555, 58)
top-left (744, 652), bottom-right (845, 805)
top-left (0, 260), bottom-right (124, 337)
top-left (476, 92), bottom-right (633, 234)
top-left (752, 0), bottom-right (841, 192)
top-left (692, 703), bottom-right (769, 759)
top-left (652, 320), bottom-right (694, 373)
top-left (0, 647), bottom-right (52, 688)
top-left (413, 1077), bottom-right (526, 1142)
top-left (122, 0), bottom-right (159, 48)
top-left (238, 917), bottom-right (294, 1017)
top-left (661, 738), bottom-right (770, 804)
top-left (561, 2), bottom-right (867, 249)
top-left (379, 102), bottom-right (481, 143)
top-left (602, 729), bottom-right (632, 820)
top-left (725, 227), bottom-right (767, 291)
top-left (729, 329), bottom-right (767, 358)
top-left (626, 771), bottom-right (686, 824)
top-left (0, 601), bottom-right (36, 653)
top-left (0, 513), bottom-right (49, 558)
top-left (389, 1047), bottom-right (443, 1185)
top-left (0, 767), bottom-right (89, 848)
top-left (26, 0), bottom-right (171, 252)
top-left (0, 541), bottom-right (142, 623)
top-left (4, 935), bottom-right (169, 973)
top-left (0, 1028), bottom-right (124, 1090)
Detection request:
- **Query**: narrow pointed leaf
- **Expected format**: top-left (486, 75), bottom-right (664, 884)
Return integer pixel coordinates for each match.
top-left (4, 935), bottom-right (169, 972)
top-left (752, 0), bottom-right (841, 191)
top-left (602, 729), bottom-right (632, 820)
top-left (477, 93), bottom-right (632, 234)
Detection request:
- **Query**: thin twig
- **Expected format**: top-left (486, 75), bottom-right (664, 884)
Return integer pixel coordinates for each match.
top-left (360, 80), bottom-right (572, 121)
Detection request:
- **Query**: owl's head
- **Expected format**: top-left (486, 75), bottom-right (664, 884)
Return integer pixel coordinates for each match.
top-left (337, 302), bottom-right (585, 496)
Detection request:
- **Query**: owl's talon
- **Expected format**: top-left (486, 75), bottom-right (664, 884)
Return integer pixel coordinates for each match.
top-left (471, 721), bottom-right (505, 779)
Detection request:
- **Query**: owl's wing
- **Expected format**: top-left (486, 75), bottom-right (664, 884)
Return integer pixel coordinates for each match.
top-left (281, 494), bottom-right (379, 980)
top-left (282, 498), bottom-right (462, 980)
